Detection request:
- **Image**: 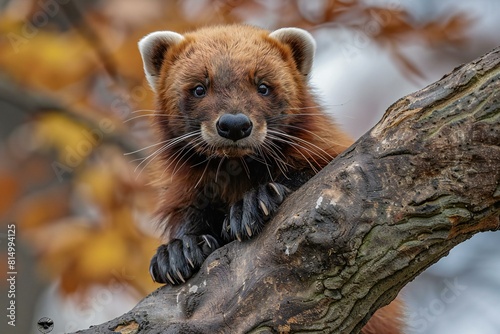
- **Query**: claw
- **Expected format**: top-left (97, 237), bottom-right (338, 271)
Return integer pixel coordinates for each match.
top-left (149, 266), bottom-right (157, 283)
top-left (187, 257), bottom-right (195, 269)
top-left (244, 223), bottom-right (253, 237)
top-left (236, 233), bottom-right (242, 242)
top-left (202, 235), bottom-right (212, 248)
top-left (269, 183), bottom-right (281, 197)
top-left (259, 200), bottom-right (269, 216)
top-left (166, 272), bottom-right (176, 285)
top-left (176, 269), bottom-right (186, 283)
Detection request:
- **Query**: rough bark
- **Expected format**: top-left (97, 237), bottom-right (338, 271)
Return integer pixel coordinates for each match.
top-left (75, 47), bottom-right (500, 334)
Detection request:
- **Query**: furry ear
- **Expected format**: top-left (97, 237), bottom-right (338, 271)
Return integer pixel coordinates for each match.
top-left (138, 31), bottom-right (184, 91)
top-left (269, 27), bottom-right (316, 78)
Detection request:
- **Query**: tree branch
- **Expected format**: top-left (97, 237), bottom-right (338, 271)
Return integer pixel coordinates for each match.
top-left (74, 46), bottom-right (500, 334)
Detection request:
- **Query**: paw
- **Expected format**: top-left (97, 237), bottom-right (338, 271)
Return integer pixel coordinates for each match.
top-left (223, 182), bottom-right (290, 241)
top-left (149, 234), bottom-right (218, 285)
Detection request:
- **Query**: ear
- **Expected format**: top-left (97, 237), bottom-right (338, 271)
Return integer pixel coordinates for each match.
top-left (138, 31), bottom-right (184, 91)
top-left (269, 27), bottom-right (316, 78)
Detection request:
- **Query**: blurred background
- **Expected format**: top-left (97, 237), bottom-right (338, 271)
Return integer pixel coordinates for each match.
top-left (0, 1), bottom-right (499, 333)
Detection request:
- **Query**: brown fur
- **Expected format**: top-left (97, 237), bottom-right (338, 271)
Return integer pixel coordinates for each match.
top-left (142, 24), bottom-right (403, 333)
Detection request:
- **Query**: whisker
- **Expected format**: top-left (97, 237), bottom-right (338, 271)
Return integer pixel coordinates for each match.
top-left (170, 150), bottom-right (197, 180)
top-left (124, 114), bottom-right (193, 124)
top-left (267, 113), bottom-right (327, 120)
top-left (239, 157), bottom-right (251, 179)
top-left (158, 139), bottom-right (205, 184)
top-left (130, 109), bottom-right (192, 116)
top-left (267, 129), bottom-right (334, 162)
top-left (247, 155), bottom-right (265, 165)
top-left (215, 156), bottom-right (226, 183)
top-left (194, 154), bottom-right (212, 189)
top-left (160, 148), bottom-right (188, 179)
top-left (169, 137), bottom-right (206, 178)
top-left (263, 139), bottom-right (289, 164)
top-left (124, 139), bottom-right (172, 156)
top-left (267, 133), bottom-right (323, 173)
top-left (130, 109), bottom-right (159, 114)
top-left (257, 147), bottom-right (274, 182)
top-left (133, 131), bottom-right (201, 178)
top-left (286, 102), bottom-right (350, 111)
top-left (278, 140), bottom-right (324, 171)
top-left (276, 123), bottom-right (346, 148)
top-left (190, 153), bottom-right (212, 168)
top-left (123, 114), bottom-right (160, 123)
top-left (261, 141), bottom-right (290, 179)
top-left (287, 106), bottom-right (322, 111)
top-left (168, 146), bottom-right (195, 177)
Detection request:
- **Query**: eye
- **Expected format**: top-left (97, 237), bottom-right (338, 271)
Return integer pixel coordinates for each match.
top-left (257, 83), bottom-right (271, 96)
top-left (192, 85), bottom-right (206, 98)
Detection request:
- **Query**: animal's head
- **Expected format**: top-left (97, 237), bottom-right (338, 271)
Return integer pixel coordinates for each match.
top-left (138, 25), bottom-right (316, 159)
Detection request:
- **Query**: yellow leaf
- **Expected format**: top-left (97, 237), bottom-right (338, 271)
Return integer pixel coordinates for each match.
top-left (36, 113), bottom-right (97, 165)
top-left (79, 230), bottom-right (128, 280)
top-left (76, 165), bottom-right (116, 209)
top-left (0, 19), bottom-right (94, 92)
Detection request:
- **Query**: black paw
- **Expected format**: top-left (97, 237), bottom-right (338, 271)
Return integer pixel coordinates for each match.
top-left (223, 182), bottom-right (290, 241)
top-left (149, 234), bottom-right (219, 285)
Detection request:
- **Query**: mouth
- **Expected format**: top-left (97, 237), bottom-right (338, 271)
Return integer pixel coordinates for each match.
top-left (213, 145), bottom-right (255, 158)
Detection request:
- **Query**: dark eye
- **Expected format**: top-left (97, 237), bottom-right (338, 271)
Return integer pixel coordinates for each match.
top-left (257, 83), bottom-right (271, 96)
top-left (193, 85), bottom-right (206, 98)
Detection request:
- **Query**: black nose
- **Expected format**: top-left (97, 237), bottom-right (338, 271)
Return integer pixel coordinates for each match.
top-left (216, 113), bottom-right (253, 141)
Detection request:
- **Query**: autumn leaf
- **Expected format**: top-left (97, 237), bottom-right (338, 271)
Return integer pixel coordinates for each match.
top-left (35, 113), bottom-right (96, 164)
top-left (0, 171), bottom-right (19, 216)
top-left (76, 164), bottom-right (117, 210)
top-left (0, 20), bottom-right (95, 93)
top-left (79, 230), bottom-right (130, 280)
